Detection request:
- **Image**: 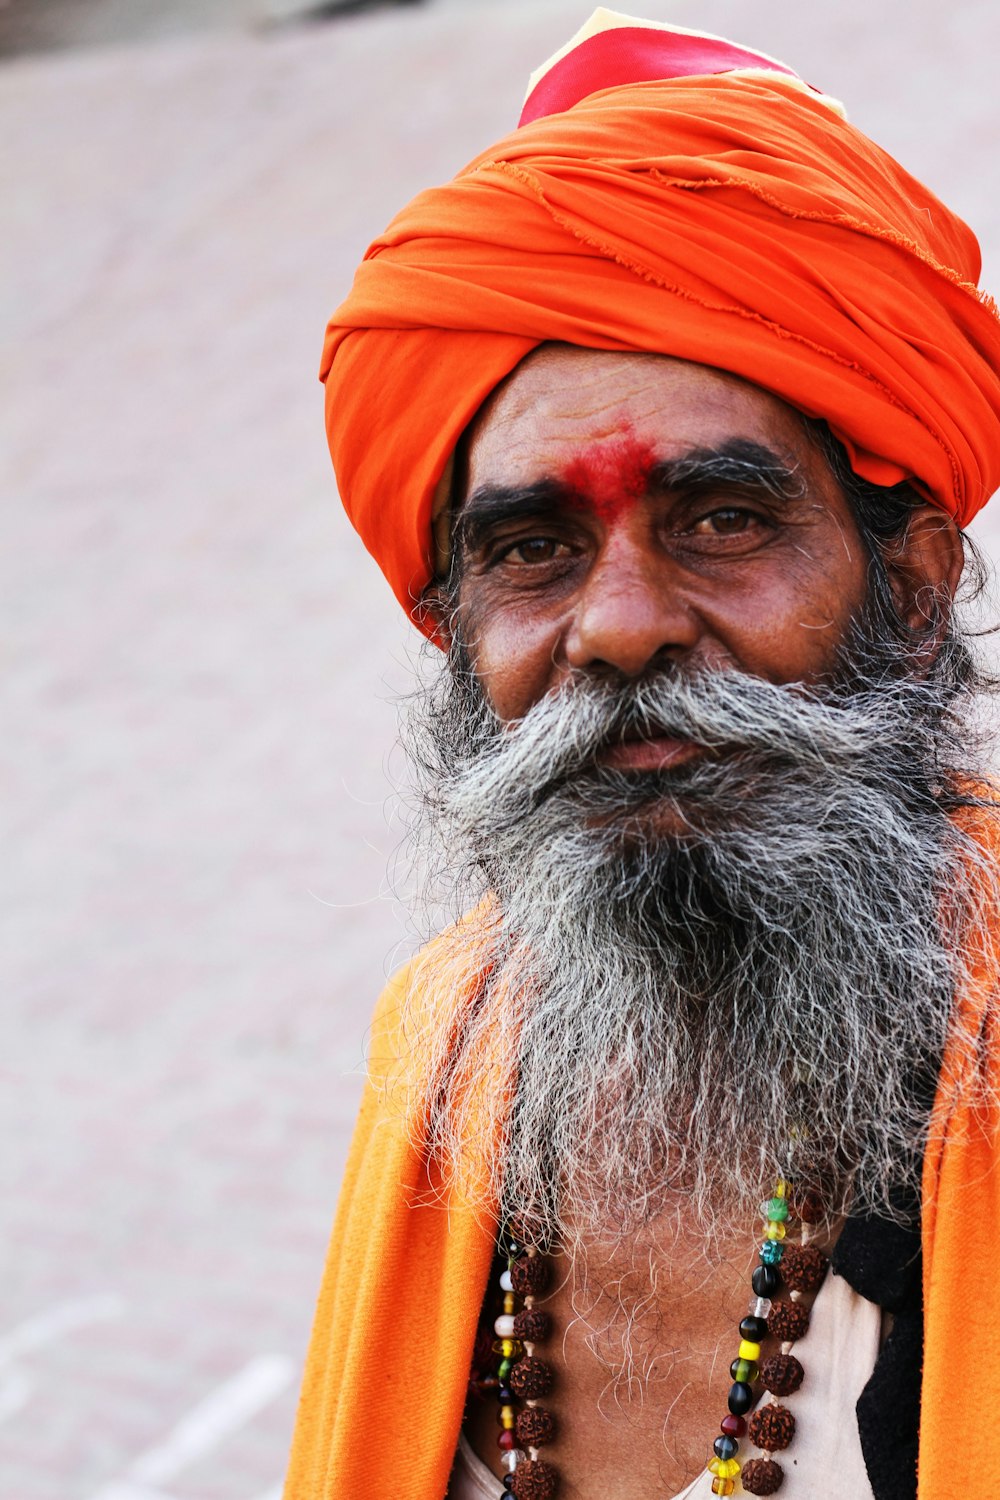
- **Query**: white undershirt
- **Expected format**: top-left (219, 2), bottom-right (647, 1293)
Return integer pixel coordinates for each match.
top-left (448, 1269), bottom-right (878, 1499)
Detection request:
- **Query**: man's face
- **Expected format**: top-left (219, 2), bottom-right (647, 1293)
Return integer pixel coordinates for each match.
top-left (410, 343), bottom-right (977, 1239)
top-left (453, 345), bottom-right (870, 751)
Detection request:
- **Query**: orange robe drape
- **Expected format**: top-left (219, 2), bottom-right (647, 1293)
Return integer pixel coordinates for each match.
top-left (285, 809), bottom-right (1000, 1500)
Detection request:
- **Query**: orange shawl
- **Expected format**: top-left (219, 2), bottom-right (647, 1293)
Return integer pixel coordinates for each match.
top-left (285, 811), bottom-right (1000, 1500)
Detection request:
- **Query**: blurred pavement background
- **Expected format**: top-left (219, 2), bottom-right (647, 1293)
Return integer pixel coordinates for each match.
top-left (4, 1), bottom-right (1000, 1495)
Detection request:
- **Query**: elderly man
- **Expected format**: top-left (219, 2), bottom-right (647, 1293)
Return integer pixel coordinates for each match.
top-left (285, 12), bottom-right (1000, 1500)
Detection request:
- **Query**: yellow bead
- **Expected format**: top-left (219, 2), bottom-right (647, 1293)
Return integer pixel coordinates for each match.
top-left (501, 1412), bottom-right (515, 1430)
top-left (775, 1179), bottom-right (790, 1198)
top-left (738, 1339), bottom-right (761, 1361)
top-left (764, 1220), bottom-right (787, 1241)
top-left (708, 1458), bottom-right (740, 1479)
top-left (712, 1481), bottom-right (736, 1497)
top-left (493, 1337), bottom-right (523, 1358)
top-left (504, 1293), bottom-right (515, 1314)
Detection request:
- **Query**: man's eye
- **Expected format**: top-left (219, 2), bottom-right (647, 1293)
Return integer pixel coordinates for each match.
top-left (690, 508), bottom-right (756, 535)
top-left (501, 537), bottom-right (563, 564)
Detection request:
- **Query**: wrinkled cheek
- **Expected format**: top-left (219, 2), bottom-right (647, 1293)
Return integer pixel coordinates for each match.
top-left (757, 590), bottom-right (865, 683)
top-left (460, 600), bottom-right (562, 722)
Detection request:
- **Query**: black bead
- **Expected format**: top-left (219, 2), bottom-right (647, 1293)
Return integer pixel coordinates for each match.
top-left (740, 1315), bottom-right (768, 1342)
top-left (751, 1264), bottom-right (780, 1297)
top-left (728, 1380), bottom-right (755, 1416)
top-left (714, 1435), bottom-right (739, 1461)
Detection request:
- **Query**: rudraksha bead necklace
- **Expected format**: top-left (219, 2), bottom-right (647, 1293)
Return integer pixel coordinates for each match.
top-left (705, 1174), bottom-right (829, 1496)
top-left (475, 1181), bottom-right (829, 1499)
top-left (486, 1225), bottom-right (559, 1500)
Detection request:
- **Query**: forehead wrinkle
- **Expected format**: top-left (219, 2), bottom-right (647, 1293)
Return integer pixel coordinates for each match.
top-left (503, 354), bottom-right (686, 430)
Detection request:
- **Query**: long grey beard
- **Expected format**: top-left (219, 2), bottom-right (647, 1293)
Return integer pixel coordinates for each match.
top-left (399, 639), bottom-right (996, 1245)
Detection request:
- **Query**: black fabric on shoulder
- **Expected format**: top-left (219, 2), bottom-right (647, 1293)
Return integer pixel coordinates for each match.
top-left (832, 1211), bottom-right (922, 1500)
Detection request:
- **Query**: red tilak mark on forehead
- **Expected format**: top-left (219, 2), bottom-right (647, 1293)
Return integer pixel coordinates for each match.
top-left (560, 427), bottom-right (657, 522)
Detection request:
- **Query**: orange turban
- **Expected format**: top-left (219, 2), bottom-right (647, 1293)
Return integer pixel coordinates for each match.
top-left (320, 11), bottom-right (1000, 626)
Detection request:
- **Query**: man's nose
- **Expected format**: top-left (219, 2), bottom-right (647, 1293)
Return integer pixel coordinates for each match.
top-left (563, 534), bottom-right (701, 678)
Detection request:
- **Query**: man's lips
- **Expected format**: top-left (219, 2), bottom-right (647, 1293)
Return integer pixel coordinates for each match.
top-left (598, 735), bottom-right (704, 772)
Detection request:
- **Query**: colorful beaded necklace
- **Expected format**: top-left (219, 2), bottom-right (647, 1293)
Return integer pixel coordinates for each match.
top-left (470, 1175), bottom-right (830, 1499)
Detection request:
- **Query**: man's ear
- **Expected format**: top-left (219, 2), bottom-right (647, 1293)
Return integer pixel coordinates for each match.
top-left (414, 582), bottom-right (456, 651)
top-left (884, 506), bottom-right (964, 637)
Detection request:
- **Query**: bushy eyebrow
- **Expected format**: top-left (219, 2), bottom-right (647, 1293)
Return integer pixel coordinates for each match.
top-left (647, 440), bottom-right (807, 502)
top-left (452, 440), bottom-right (807, 556)
top-left (453, 479), bottom-right (569, 556)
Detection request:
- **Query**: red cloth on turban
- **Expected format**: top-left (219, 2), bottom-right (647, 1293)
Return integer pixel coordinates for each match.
top-left (321, 26), bottom-right (1000, 627)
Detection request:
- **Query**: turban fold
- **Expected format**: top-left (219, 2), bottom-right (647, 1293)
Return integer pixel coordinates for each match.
top-left (321, 9), bottom-right (1000, 626)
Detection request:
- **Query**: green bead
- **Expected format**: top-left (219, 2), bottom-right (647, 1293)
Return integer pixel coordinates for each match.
top-left (765, 1196), bottom-right (789, 1221)
top-left (759, 1239), bottom-right (785, 1265)
top-left (729, 1357), bottom-right (759, 1384)
top-left (498, 1358), bottom-right (513, 1380)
